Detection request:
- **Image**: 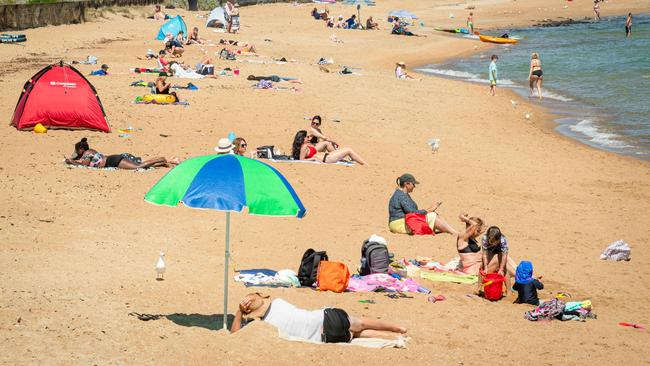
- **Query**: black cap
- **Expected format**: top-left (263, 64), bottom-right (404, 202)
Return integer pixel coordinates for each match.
top-left (399, 173), bottom-right (419, 185)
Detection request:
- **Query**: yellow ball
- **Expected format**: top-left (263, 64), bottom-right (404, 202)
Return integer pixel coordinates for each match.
top-left (33, 123), bottom-right (47, 133)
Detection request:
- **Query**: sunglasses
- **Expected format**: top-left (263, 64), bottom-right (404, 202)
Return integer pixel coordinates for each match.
top-left (239, 143), bottom-right (247, 148)
top-left (311, 122), bottom-right (321, 126)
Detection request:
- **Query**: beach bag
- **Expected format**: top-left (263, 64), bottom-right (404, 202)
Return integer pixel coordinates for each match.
top-left (600, 240), bottom-right (631, 261)
top-left (404, 213), bottom-right (433, 235)
top-left (317, 261), bottom-right (350, 293)
top-left (525, 299), bottom-right (566, 321)
top-left (482, 272), bottom-right (506, 301)
top-left (359, 239), bottom-right (390, 275)
top-left (298, 249), bottom-right (328, 286)
top-left (256, 145), bottom-right (275, 159)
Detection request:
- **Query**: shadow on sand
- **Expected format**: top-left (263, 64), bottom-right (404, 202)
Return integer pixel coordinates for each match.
top-left (165, 313), bottom-right (235, 331)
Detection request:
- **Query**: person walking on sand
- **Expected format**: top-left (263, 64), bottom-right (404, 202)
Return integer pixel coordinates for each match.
top-left (488, 55), bottom-right (498, 96)
top-left (593, 0), bottom-right (601, 21)
top-left (625, 13), bottom-right (632, 37)
top-left (528, 52), bottom-right (543, 100)
top-left (467, 12), bottom-right (474, 34)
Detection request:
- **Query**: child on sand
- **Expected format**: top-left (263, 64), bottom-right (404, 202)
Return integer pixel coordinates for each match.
top-left (231, 293), bottom-right (408, 342)
top-left (513, 261), bottom-right (544, 306)
top-left (90, 64), bottom-right (109, 76)
top-left (467, 12), bottom-right (474, 34)
top-left (489, 55), bottom-right (498, 96)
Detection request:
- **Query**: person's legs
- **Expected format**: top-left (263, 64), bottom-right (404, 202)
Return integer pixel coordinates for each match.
top-left (354, 329), bottom-right (404, 340)
top-left (314, 141), bottom-right (335, 152)
top-left (349, 316), bottom-right (407, 334)
top-left (433, 215), bottom-right (459, 236)
top-left (536, 77), bottom-right (543, 100)
top-left (324, 147), bottom-right (367, 165)
top-left (529, 76), bottom-right (535, 97)
top-left (138, 157), bottom-right (170, 169)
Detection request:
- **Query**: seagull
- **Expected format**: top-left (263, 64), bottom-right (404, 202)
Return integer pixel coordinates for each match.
top-left (156, 252), bottom-right (166, 281)
top-left (427, 138), bottom-right (440, 152)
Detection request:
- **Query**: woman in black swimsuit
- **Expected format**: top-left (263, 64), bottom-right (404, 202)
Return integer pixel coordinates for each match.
top-left (528, 52), bottom-right (543, 100)
top-left (155, 72), bottom-right (178, 102)
top-left (456, 214), bottom-right (485, 274)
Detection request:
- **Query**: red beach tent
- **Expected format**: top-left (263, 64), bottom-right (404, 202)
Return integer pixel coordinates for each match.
top-left (11, 62), bottom-right (110, 132)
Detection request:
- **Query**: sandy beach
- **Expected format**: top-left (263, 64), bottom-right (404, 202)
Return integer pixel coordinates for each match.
top-left (1, 0), bottom-right (650, 364)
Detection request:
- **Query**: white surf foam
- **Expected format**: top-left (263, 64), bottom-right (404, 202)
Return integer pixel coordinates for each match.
top-left (417, 68), bottom-right (480, 80)
top-left (542, 90), bottom-right (573, 102)
top-left (569, 119), bottom-right (631, 148)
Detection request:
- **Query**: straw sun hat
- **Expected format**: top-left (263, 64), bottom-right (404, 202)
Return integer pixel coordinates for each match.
top-left (214, 137), bottom-right (234, 153)
top-left (397, 61), bottom-right (406, 66)
top-left (241, 293), bottom-right (272, 320)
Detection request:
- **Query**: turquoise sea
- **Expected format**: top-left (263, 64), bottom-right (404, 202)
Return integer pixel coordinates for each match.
top-left (417, 14), bottom-right (650, 159)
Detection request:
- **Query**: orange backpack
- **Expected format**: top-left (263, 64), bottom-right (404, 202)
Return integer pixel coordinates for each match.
top-left (317, 261), bottom-right (350, 293)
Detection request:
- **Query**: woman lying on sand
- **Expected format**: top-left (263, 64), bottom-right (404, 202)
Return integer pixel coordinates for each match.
top-left (65, 138), bottom-right (178, 169)
top-left (231, 293), bottom-right (408, 342)
top-left (456, 214), bottom-right (485, 274)
top-left (388, 173), bottom-right (457, 235)
top-left (291, 130), bottom-right (367, 165)
top-left (308, 115), bottom-right (338, 150)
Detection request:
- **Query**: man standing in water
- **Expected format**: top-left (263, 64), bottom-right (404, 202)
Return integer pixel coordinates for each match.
top-left (625, 13), bottom-right (633, 38)
top-left (488, 55), bottom-right (498, 96)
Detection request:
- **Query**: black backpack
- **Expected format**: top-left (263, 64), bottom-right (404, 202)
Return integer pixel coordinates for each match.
top-left (298, 248), bottom-right (328, 286)
top-left (359, 239), bottom-right (390, 275)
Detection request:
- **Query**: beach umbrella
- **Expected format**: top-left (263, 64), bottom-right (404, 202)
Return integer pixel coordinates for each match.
top-left (144, 154), bottom-right (306, 329)
top-left (389, 10), bottom-right (418, 20)
top-left (342, 0), bottom-right (376, 24)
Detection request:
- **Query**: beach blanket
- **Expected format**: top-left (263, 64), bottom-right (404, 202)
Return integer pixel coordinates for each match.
top-left (130, 80), bottom-right (199, 90)
top-left (65, 163), bottom-right (153, 173)
top-left (347, 273), bottom-right (420, 293)
top-left (279, 331), bottom-right (409, 349)
top-left (234, 269), bottom-right (300, 287)
top-left (266, 158), bottom-right (354, 166)
top-left (133, 67), bottom-right (163, 74)
top-left (419, 270), bottom-right (477, 284)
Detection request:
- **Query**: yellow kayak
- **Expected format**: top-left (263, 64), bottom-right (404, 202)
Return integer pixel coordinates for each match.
top-left (479, 35), bottom-right (518, 44)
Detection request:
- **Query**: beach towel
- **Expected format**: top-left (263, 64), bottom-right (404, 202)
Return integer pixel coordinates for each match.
top-left (279, 331), bottom-right (409, 349)
top-left (130, 80), bottom-right (198, 90)
top-left (419, 270), bottom-right (478, 284)
top-left (234, 269), bottom-right (300, 287)
top-left (346, 273), bottom-right (420, 293)
top-left (133, 67), bottom-right (163, 74)
top-left (265, 158), bottom-right (354, 166)
top-left (65, 163), bottom-right (153, 173)
top-left (600, 240), bottom-right (631, 261)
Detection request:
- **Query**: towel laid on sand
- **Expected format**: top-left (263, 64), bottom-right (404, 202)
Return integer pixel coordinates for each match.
top-left (419, 270), bottom-right (477, 284)
top-left (279, 331), bottom-right (409, 348)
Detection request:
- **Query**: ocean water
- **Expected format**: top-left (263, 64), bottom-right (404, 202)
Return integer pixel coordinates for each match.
top-left (417, 14), bottom-right (650, 159)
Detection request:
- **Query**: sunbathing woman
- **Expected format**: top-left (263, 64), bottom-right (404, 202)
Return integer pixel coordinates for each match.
top-left (388, 174), bottom-right (458, 235)
top-left (231, 293), bottom-right (408, 342)
top-left (308, 115), bottom-right (338, 151)
top-left (65, 138), bottom-right (178, 169)
top-left (456, 214), bottom-right (485, 274)
top-left (291, 130), bottom-right (367, 165)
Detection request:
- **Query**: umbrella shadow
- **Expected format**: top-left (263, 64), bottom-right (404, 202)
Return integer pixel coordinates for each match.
top-left (165, 313), bottom-right (235, 331)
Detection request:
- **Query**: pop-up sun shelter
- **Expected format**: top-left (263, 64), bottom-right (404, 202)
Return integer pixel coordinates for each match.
top-left (11, 62), bottom-right (110, 132)
top-left (206, 7), bottom-right (226, 28)
top-left (156, 15), bottom-right (187, 40)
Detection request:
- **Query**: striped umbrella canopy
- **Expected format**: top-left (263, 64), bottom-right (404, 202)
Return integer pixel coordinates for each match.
top-left (145, 154), bottom-right (306, 328)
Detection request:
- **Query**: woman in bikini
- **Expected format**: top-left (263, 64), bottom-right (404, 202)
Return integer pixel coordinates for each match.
top-left (291, 130), bottom-right (367, 165)
top-left (456, 214), bottom-right (485, 274)
top-left (65, 138), bottom-right (178, 170)
top-left (528, 52), bottom-right (543, 100)
top-left (155, 72), bottom-right (179, 101)
top-left (186, 27), bottom-right (205, 45)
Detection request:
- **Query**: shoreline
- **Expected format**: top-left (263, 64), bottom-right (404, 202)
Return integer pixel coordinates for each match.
top-left (408, 11), bottom-right (649, 163)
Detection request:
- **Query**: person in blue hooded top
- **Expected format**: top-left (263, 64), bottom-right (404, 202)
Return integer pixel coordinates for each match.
top-left (513, 261), bottom-right (544, 306)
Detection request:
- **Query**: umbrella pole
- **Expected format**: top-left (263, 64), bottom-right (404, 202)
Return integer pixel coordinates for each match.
top-left (223, 211), bottom-right (231, 330)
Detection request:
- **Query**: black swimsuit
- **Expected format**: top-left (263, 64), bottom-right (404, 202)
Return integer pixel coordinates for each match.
top-left (459, 237), bottom-right (480, 254)
top-left (532, 69), bottom-right (543, 77)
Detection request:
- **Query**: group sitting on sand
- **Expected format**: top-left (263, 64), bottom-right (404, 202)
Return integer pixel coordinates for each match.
top-left (231, 293), bottom-right (408, 343)
top-left (65, 138), bottom-right (179, 169)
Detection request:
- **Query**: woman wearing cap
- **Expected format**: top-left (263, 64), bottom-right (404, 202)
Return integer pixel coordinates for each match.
top-left (291, 130), bottom-right (367, 165)
top-left (388, 174), bottom-right (458, 235)
top-left (231, 293), bottom-right (407, 343)
top-left (65, 138), bottom-right (178, 170)
top-left (395, 62), bottom-right (415, 80)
